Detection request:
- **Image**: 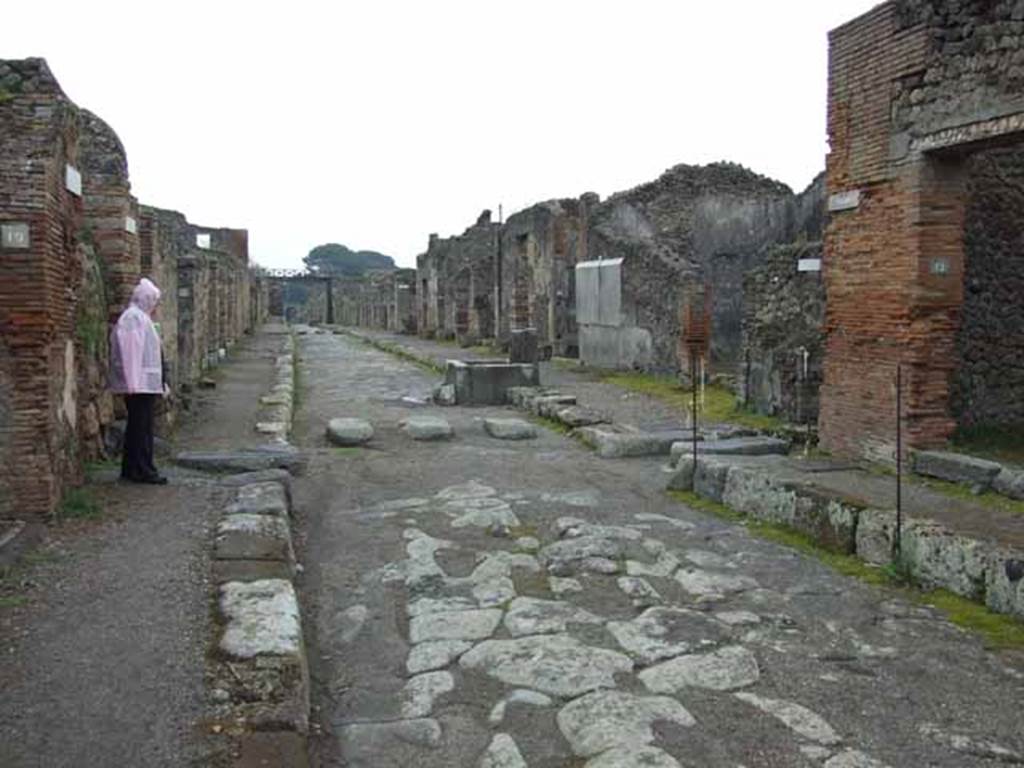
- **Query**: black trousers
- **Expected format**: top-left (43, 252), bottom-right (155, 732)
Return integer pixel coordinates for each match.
top-left (122, 394), bottom-right (159, 480)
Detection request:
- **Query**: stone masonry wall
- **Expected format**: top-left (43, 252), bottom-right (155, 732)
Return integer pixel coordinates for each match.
top-left (417, 212), bottom-right (497, 344)
top-left (822, 1), bottom-right (1024, 461)
top-left (0, 59), bottom-right (85, 518)
top-left (1, 58), bottom-right (264, 519)
top-left (952, 146), bottom-right (1024, 428)
top-left (739, 242), bottom-right (825, 424)
top-left (499, 199), bottom-right (589, 355)
top-left (583, 163), bottom-right (823, 371)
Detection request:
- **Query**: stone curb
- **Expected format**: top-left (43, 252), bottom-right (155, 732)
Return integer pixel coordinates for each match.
top-left (206, 328), bottom-right (310, 764)
top-left (668, 455), bottom-right (1024, 621)
top-left (913, 449), bottom-right (1024, 502)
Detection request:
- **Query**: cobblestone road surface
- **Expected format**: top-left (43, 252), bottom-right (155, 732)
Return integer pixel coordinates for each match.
top-left (294, 331), bottom-right (1024, 768)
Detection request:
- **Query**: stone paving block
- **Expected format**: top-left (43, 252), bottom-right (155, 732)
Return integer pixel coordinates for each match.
top-left (326, 417), bottom-right (374, 446)
top-left (579, 426), bottom-right (689, 459)
top-left (533, 394), bottom-right (577, 418)
top-left (219, 579), bottom-right (303, 659)
top-left (692, 436), bottom-right (790, 457)
top-left (554, 406), bottom-right (608, 428)
top-left (912, 451), bottom-right (1002, 491)
top-left (401, 415), bottom-right (454, 441)
top-left (225, 482), bottom-right (289, 518)
top-left (993, 468), bottom-right (1024, 501)
top-left (484, 418), bottom-right (538, 440)
top-left (216, 514), bottom-right (294, 563)
top-left (212, 559), bottom-right (295, 585)
top-left (175, 447), bottom-right (305, 474)
top-left (217, 580), bottom-right (309, 734)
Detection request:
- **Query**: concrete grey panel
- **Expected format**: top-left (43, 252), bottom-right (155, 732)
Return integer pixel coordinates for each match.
top-left (575, 262), bottom-right (601, 325)
top-left (597, 260), bottom-right (623, 326)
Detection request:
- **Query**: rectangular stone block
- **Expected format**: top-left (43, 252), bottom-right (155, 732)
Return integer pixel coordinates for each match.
top-left (225, 482), bottom-right (290, 518)
top-left (216, 514), bottom-right (295, 564)
top-left (912, 451), bottom-right (1002, 491)
top-left (509, 328), bottom-right (539, 364)
top-left (855, 509), bottom-right (898, 566)
top-left (900, 520), bottom-right (989, 601)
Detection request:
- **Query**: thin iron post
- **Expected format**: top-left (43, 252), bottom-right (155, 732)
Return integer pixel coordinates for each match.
top-left (691, 348), bottom-right (698, 469)
top-left (895, 363), bottom-right (903, 560)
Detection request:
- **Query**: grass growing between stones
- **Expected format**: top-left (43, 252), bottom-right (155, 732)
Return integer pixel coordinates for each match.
top-left (57, 487), bottom-right (102, 521)
top-left (668, 490), bottom-right (1024, 649)
top-left (923, 589), bottom-right (1024, 650)
top-left (0, 595), bottom-right (28, 609)
top-left (599, 371), bottom-right (783, 432)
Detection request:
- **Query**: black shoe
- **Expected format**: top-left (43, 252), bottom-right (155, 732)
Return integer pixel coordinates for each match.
top-left (137, 474), bottom-right (168, 485)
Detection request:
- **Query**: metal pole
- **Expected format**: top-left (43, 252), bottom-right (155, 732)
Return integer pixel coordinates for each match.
top-left (895, 363), bottom-right (903, 561)
top-left (691, 348), bottom-right (698, 469)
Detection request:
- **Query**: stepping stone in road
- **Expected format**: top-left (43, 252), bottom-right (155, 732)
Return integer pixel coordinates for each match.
top-left (484, 417), bottom-right (537, 440)
top-left (326, 417), bottom-right (374, 446)
top-left (401, 415), bottom-right (454, 441)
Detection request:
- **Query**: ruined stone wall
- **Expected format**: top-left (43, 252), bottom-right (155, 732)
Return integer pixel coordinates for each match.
top-left (177, 253), bottom-right (212, 385)
top-left (582, 163), bottom-right (820, 371)
top-left (952, 146), bottom-right (1024, 428)
top-left (416, 212), bottom-right (497, 343)
top-left (740, 242), bottom-right (825, 424)
top-left (821, 1), bottom-right (1024, 461)
top-left (499, 199), bottom-right (588, 356)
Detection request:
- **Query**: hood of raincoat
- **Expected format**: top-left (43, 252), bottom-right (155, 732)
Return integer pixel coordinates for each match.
top-left (130, 277), bottom-right (161, 316)
top-left (109, 279), bottom-right (164, 395)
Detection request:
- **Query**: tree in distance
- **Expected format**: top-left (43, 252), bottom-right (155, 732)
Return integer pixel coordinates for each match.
top-left (303, 243), bottom-right (395, 276)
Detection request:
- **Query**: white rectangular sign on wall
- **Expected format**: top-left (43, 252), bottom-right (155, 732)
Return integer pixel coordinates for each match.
top-left (827, 190), bottom-right (861, 212)
top-left (798, 258), bottom-right (822, 272)
top-left (196, 233), bottom-right (211, 249)
top-left (65, 164), bottom-right (82, 196)
top-left (1, 222), bottom-right (30, 249)
top-left (124, 216), bottom-right (137, 234)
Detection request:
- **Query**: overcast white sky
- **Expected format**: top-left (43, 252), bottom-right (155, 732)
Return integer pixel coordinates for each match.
top-left (7, 1), bottom-right (881, 269)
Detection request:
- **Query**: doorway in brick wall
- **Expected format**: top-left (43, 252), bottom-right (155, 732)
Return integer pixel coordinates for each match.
top-left (950, 143), bottom-right (1024, 463)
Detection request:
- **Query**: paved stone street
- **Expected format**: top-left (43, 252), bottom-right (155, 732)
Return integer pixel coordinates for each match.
top-left (294, 331), bottom-right (1024, 768)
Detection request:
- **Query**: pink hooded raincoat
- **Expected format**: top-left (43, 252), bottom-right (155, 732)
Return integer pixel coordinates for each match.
top-left (110, 278), bottom-right (164, 395)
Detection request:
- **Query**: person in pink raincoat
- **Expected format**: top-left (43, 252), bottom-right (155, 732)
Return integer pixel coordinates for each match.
top-left (110, 278), bottom-right (168, 484)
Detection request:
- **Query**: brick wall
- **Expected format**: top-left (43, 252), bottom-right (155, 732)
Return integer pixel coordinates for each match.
top-left (0, 59), bottom-right (85, 518)
top-left (821, 1), bottom-right (1024, 461)
top-left (1, 59), bottom-right (265, 519)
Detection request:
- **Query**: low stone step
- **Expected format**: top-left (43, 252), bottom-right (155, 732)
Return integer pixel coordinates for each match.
top-left (484, 418), bottom-right (538, 440)
top-left (670, 437), bottom-right (789, 463)
top-left (326, 418), bottom-right (374, 446)
top-left (578, 426), bottom-right (691, 459)
top-left (175, 447), bottom-right (305, 474)
top-left (401, 415), bottom-right (454, 441)
top-left (912, 451), bottom-right (1002, 491)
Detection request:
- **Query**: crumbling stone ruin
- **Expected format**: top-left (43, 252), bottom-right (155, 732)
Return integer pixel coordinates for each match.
top-left (821, 0), bottom-right (1024, 461)
top-left (417, 210), bottom-right (500, 344)
top-left (0, 58), bottom-right (268, 519)
top-left (580, 164), bottom-right (823, 372)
